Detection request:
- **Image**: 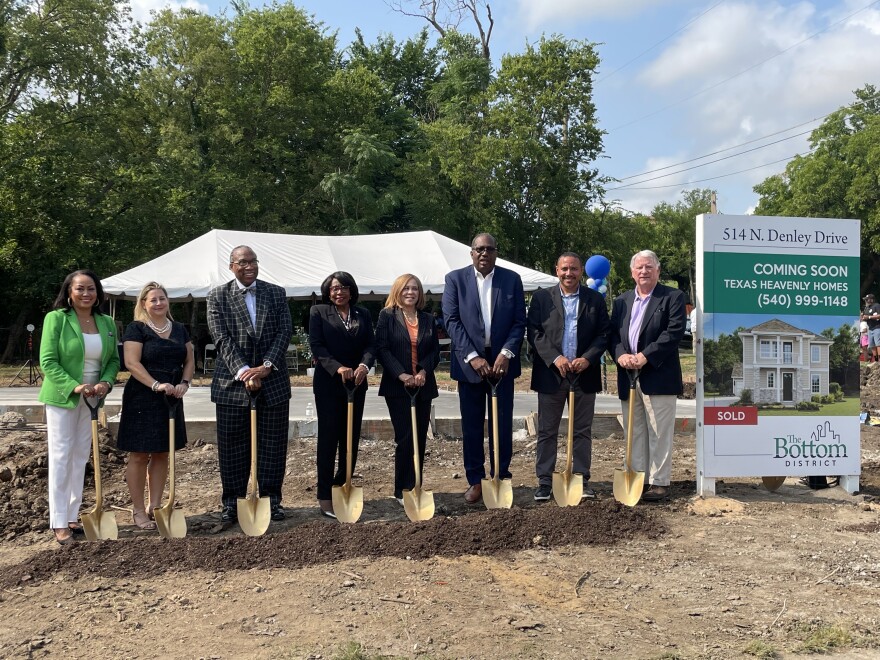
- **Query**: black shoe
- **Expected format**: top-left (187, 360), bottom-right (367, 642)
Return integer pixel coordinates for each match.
top-left (271, 504), bottom-right (285, 521)
top-left (221, 506), bottom-right (238, 524)
top-left (534, 484), bottom-right (552, 501)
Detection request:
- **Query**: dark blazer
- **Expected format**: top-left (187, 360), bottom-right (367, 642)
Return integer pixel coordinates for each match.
top-left (609, 283), bottom-right (686, 399)
top-left (376, 307), bottom-right (440, 401)
top-left (527, 285), bottom-right (609, 394)
top-left (442, 265), bottom-right (527, 384)
top-left (308, 304), bottom-right (376, 397)
top-left (207, 279), bottom-right (293, 408)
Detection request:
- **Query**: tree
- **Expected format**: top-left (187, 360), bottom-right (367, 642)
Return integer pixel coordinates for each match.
top-left (387, 0), bottom-right (494, 60)
top-left (754, 86), bottom-right (880, 294)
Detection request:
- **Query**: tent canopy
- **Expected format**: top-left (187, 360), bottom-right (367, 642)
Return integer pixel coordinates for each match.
top-left (102, 229), bottom-right (558, 301)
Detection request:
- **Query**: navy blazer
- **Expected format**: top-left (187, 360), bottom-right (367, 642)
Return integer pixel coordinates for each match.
top-left (308, 304), bottom-right (376, 397)
top-left (375, 307), bottom-right (440, 401)
top-left (442, 265), bottom-right (527, 384)
top-left (608, 283), bottom-right (686, 399)
top-left (207, 279), bottom-right (293, 408)
top-left (527, 284), bottom-right (609, 395)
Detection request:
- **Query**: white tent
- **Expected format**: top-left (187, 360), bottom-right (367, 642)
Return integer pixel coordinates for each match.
top-left (102, 229), bottom-right (558, 301)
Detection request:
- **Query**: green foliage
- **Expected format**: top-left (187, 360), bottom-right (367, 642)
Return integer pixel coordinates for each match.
top-left (703, 329), bottom-right (743, 395)
top-left (738, 388), bottom-right (753, 405)
top-left (797, 400), bottom-right (821, 411)
top-left (793, 622), bottom-right (852, 654)
top-left (742, 640), bottom-right (777, 658)
top-left (754, 86), bottom-right (880, 293)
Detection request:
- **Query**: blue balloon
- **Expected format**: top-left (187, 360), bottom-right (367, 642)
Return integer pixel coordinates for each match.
top-left (585, 254), bottom-right (611, 280)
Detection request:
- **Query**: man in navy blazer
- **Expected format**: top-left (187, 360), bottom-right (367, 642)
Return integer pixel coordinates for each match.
top-left (527, 252), bottom-right (609, 501)
top-left (207, 246), bottom-right (293, 524)
top-left (609, 249), bottom-right (686, 502)
top-left (443, 233), bottom-right (527, 503)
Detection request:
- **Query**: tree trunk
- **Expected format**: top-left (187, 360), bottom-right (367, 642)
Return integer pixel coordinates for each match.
top-left (0, 307), bottom-right (31, 363)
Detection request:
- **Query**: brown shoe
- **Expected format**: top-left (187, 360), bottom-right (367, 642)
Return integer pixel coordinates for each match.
top-left (464, 483), bottom-right (482, 504)
top-left (642, 485), bottom-right (668, 502)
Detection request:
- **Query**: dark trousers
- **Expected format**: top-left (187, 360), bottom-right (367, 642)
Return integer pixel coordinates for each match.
top-left (536, 388), bottom-right (596, 486)
top-left (385, 395), bottom-right (432, 497)
top-left (315, 384), bottom-right (367, 500)
top-left (216, 400), bottom-right (289, 509)
top-left (458, 375), bottom-right (514, 485)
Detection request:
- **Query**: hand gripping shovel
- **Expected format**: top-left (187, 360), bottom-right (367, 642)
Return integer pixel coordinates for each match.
top-left (613, 369), bottom-right (646, 507)
top-left (81, 395), bottom-right (118, 541)
top-left (482, 375), bottom-right (513, 509)
top-left (154, 394), bottom-right (187, 539)
top-left (237, 390), bottom-right (271, 536)
top-left (332, 377), bottom-right (364, 523)
top-left (402, 385), bottom-right (434, 522)
top-left (553, 373), bottom-right (584, 507)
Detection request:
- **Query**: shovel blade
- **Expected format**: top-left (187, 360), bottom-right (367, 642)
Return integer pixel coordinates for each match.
top-left (331, 484), bottom-right (364, 523)
top-left (761, 476), bottom-right (785, 492)
top-left (481, 477), bottom-right (513, 509)
top-left (402, 487), bottom-right (435, 522)
top-left (155, 504), bottom-right (187, 539)
top-left (613, 467), bottom-right (645, 507)
top-left (81, 510), bottom-right (118, 541)
top-left (237, 494), bottom-right (271, 536)
top-left (552, 471), bottom-right (584, 507)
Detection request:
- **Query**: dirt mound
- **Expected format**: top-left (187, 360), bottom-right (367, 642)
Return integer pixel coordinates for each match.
top-left (3, 501), bottom-right (664, 587)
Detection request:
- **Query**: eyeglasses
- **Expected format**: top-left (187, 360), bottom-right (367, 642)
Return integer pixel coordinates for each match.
top-left (472, 246), bottom-right (498, 254)
top-left (233, 259), bottom-right (259, 268)
top-left (330, 285), bottom-right (350, 293)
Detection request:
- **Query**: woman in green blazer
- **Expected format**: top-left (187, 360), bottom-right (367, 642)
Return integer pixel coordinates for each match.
top-left (39, 269), bottom-right (119, 544)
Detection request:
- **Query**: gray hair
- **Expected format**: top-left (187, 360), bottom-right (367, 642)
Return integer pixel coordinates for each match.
top-left (229, 245), bottom-right (256, 263)
top-left (630, 250), bottom-right (660, 269)
top-left (471, 233), bottom-right (497, 248)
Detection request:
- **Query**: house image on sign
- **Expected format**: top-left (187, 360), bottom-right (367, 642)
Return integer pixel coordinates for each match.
top-left (732, 319), bottom-right (832, 405)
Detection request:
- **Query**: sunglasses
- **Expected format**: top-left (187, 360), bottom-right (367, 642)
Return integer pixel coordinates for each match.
top-left (472, 246), bottom-right (498, 255)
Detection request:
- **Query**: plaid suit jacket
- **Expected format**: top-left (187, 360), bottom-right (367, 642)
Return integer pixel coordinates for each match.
top-left (207, 279), bottom-right (292, 408)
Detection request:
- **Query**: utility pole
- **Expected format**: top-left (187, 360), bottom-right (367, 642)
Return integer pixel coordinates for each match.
top-left (710, 192), bottom-right (717, 214)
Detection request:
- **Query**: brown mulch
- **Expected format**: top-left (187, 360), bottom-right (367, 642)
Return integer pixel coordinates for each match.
top-left (2, 501), bottom-right (664, 587)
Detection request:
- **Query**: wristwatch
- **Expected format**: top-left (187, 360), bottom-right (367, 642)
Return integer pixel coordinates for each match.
top-left (262, 360), bottom-right (273, 371)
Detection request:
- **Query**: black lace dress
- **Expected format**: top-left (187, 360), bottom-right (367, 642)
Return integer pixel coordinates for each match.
top-left (117, 321), bottom-right (188, 452)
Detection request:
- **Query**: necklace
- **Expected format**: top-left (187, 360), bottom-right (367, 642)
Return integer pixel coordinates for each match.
top-left (147, 317), bottom-right (171, 334)
top-left (403, 310), bottom-right (418, 327)
top-left (336, 306), bottom-right (352, 330)
top-left (77, 316), bottom-right (92, 325)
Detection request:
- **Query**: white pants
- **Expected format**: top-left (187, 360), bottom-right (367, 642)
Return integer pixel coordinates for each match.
top-left (619, 384), bottom-right (677, 487)
top-left (46, 397), bottom-right (94, 529)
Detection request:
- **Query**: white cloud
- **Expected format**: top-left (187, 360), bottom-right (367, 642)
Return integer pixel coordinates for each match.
top-left (609, 0), bottom-right (880, 215)
top-left (129, 0), bottom-right (209, 24)
top-left (512, 0), bottom-right (686, 31)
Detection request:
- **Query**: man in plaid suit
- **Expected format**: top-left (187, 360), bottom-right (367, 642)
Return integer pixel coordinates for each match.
top-left (208, 245), bottom-right (293, 524)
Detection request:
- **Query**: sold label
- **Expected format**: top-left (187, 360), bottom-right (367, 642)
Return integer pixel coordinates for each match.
top-left (703, 406), bottom-right (758, 425)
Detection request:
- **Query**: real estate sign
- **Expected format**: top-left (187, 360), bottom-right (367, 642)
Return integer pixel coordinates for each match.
top-left (696, 214), bottom-right (861, 495)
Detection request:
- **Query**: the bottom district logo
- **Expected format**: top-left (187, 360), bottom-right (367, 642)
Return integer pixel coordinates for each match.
top-left (773, 421), bottom-right (847, 467)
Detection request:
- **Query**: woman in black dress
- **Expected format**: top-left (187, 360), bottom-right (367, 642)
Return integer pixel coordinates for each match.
top-left (308, 271), bottom-right (376, 518)
top-left (117, 282), bottom-right (195, 529)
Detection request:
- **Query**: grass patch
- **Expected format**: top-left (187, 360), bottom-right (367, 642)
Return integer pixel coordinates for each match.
top-left (792, 622), bottom-right (852, 654)
top-left (332, 642), bottom-right (398, 660)
top-left (743, 640), bottom-right (778, 658)
top-left (758, 397), bottom-right (860, 416)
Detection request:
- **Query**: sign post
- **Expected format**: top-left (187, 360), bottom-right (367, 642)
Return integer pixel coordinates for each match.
top-left (696, 214), bottom-right (861, 496)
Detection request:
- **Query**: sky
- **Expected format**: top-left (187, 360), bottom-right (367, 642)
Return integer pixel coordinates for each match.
top-left (127, 0), bottom-right (880, 217)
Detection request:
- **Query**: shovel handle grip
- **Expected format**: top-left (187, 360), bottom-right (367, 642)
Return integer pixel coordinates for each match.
top-left (82, 394), bottom-right (104, 419)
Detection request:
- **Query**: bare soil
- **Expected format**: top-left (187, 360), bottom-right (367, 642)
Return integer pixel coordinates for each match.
top-left (1, 368), bottom-right (879, 659)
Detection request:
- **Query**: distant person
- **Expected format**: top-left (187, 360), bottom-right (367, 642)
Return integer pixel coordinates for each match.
top-left (308, 271), bottom-right (376, 518)
top-left (207, 246), bottom-right (292, 526)
top-left (861, 294), bottom-right (880, 363)
top-left (376, 274), bottom-right (440, 505)
top-left (442, 233), bottom-right (526, 504)
top-left (860, 320), bottom-right (869, 362)
top-left (117, 282), bottom-right (195, 530)
top-left (527, 252), bottom-right (609, 501)
top-left (39, 270), bottom-right (120, 544)
top-left (609, 250), bottom-right (686, 502)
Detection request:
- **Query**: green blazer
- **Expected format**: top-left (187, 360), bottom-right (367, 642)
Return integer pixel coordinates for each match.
top-left (38, 309), bottom-right (120, 408)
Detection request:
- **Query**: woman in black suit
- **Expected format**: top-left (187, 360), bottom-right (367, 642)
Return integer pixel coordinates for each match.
top-left (308, 271), bottom-right (376, 518)
top-left (376, 274), bottom-right (440, 505)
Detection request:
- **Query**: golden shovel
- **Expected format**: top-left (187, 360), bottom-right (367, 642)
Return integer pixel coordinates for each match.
top-left (81, 395), bottom-right (118, 541)
top-left (332, 377), bottom-right (364, 523)
top-left (402, 385), bottom-right (434, 522)
top-left (237, 390), bottom-right (271, 536)
top-left (553, 373), bottom-right (584, 507)
top-left (613, 369), bottom-right (645, 507)
top-left (482, 376), bottom-right (513, 509)
top-left (154, 393), bottom-right (187, 539)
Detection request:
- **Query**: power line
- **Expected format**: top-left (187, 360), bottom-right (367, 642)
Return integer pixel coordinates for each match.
top-left (613, 128), bottom-right (814, 189)
top-left (606, 0), bottom-right (880, 134)
top-left (595, 0), bottom-right (725, 85)
top-left (607, 150), bottom-right (815, 192)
